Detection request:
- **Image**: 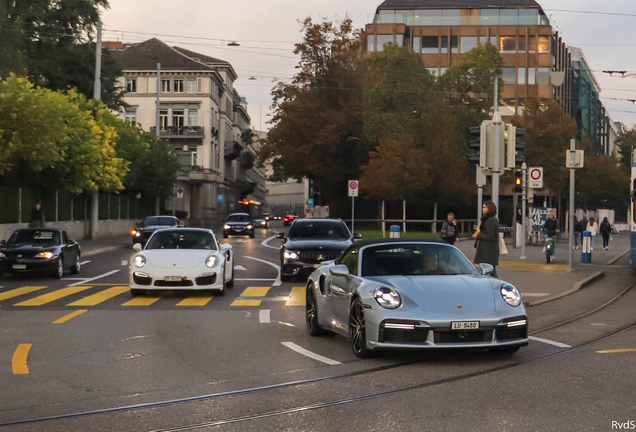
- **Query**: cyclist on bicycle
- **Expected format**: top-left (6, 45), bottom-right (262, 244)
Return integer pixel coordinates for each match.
top-left (543, 213), bottom-right (560, 262)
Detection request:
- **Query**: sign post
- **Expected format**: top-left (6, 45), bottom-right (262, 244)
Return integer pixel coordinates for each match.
top-left (567, 140), bottom-right (584, 272)
top-left (521, 163), bottom-right (528, 260)
top-left (348, 180), bottom-right (359, 233)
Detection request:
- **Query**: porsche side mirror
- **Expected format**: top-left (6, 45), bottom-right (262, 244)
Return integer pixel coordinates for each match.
top-left (220, 244), bottom-right (231, 251)
top-left (353, 233), bottom-right (362, 239)
top-left (133, 243), bottom-right (143, 252)
top-left (329, 265), bottom-right (350, 277)
top-left (479, 263), bottom-right (494, 276)
top-left (276, 233), bottom-right (286, 239)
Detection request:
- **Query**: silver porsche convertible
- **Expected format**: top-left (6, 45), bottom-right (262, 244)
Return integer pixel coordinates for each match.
top-left (306, 239), bottom-right (528, 358)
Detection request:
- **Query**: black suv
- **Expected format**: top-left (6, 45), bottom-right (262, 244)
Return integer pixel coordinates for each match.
top-left (224, 213), bottom-right (255, 238)
top-left (277, 219), bottom-right (361, 281)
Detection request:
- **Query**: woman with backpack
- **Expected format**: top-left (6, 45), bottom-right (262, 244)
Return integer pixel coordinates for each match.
top-left (472, 201), bottom-right (500, 278)
top-left (587, 217), bottom-right (598, 250)
top-left (600, 217), bottom-right (611, 251)
top-left (441, 213), bottom-right (460, 245)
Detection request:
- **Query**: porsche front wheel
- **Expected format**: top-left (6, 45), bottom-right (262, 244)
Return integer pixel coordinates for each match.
top-left (306, 287), bottom-right (330, 336)
top-left (349, 298), bottom-right (372, 358)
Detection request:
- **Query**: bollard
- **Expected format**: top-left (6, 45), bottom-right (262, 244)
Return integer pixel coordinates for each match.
top-left (390, 225), bottom-right (401, 238)
top-left (582, 230), bottom-right (591, 263)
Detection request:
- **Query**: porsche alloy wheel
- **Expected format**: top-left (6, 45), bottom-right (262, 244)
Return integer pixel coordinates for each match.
top-left (306, 287), bottom-right (328, 336)
top-left (349, 298), bottom-right (372, 358)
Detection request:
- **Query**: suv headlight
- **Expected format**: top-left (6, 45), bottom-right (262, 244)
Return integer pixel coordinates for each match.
top-left (247, 225), bottom-right (253, 229)
top-left (35, 251), bottom-right (55, 259)
top-left (284, 251), bottom-right (299, 260)
top-left (501, 284), bottom-right (522, 307)
top-left (224, 225), bottom-right (231, 230)
top-left (206, 255), bottom-right (219, 268)
top-left (133, 255), bottom-right (146, 268)
top-left (374, 287), bottom-right (402, 309)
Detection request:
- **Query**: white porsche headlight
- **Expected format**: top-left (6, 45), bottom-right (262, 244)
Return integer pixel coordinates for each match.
top-left (133, 255), bottom-right (146, 268)
top-left (284, 251), bottom-right (299, 260)
top-left (206, 255), bottom-right (219, 268)
top-left (501, 284), bottom-right (522, 307)
top-left (374, 287), bottom-right (402, 309)
top-left (35, 251), bottom-right (55, 259)
top-left (224, 225), bottom-right (231, 230)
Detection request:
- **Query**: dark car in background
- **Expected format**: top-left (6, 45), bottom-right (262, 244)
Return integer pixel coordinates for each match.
top-left (277, 219), bottom-right (361, 281)
top-left (0, 228), bottom-right (81, 279)
top-left (253, 218), bottom-right (269, 229)
top-left (223, 213), bottom-right (255, 238)
top-left (131, 216), bottom-right (182, 245)
top-left (283, 214), bottom-right (297, 226)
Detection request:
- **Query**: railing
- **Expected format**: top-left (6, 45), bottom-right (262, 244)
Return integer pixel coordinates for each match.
top-left (342, 219), bottom-right (479, 234)
top-left (367, 11), bottom-right (550, 26)
top-left (149, 126), bottom-right (204, 138)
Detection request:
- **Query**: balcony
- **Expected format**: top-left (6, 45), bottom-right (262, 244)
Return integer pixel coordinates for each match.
top-left (150, 126), bottom-right (205, 139)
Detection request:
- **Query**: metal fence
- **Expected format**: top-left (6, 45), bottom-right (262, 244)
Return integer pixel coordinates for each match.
top-left (343, 219), bottom-right (479, 234)
top-left (0, 187), bottom-right (156, 224)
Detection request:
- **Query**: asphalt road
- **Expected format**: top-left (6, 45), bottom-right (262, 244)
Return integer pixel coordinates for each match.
top-left (1, 221), bottom-right (635, 432)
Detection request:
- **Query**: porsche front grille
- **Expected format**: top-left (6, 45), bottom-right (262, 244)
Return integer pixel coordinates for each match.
top-left (298, 251), bottom-right (342, 264)
top-left (435, 330), bottom-right (492, 343)
top-left (496, 326), bottom-right (528, 341)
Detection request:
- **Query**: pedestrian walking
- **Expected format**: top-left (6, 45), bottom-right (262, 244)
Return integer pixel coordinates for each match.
top-left (576, 214), bottom-right (588, 250)
top-left (587, 217), bottom-right (598, 250)
top-left (472, 201), bottom-right (500, 278)
top-left (600, 217), bottom-right (611, 250)
top-left (29, 203), bottom-right (46, 228)
top-left (573, 216), bottom-right (580, 249)
top-left (440, 213), bottom-right (460, 245)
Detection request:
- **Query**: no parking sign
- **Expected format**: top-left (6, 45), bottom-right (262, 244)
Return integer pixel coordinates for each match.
top-left (348, 180), bottom-right (359, 197)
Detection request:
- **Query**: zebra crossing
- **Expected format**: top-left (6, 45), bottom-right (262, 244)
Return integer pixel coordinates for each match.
top-left (0, 284), bottom-right (306, 310)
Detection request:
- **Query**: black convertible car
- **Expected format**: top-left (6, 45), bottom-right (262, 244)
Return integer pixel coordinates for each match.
top-left (0, 228), bottom-right (81, 279)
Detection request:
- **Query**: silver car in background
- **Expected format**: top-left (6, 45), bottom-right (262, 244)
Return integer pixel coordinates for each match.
top-left (306, 239), bottom-right (528, 358)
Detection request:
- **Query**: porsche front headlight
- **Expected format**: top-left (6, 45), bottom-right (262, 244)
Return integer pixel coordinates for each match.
top-left (374, 286), bottom-right (402, 309)
top-left (206, 255), bottom-right (219, 268)
top-left (284, 251), bottom-right (299, 260)
top-left (501, 284), bottom-right (522, 307)
top-left (133, 255), bottom-right (146, 268)
top-left (35, 251), bottom-right (55, 259)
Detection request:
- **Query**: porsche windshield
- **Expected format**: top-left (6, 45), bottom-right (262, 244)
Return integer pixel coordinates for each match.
top-left (288, 221), bottom-right (350, 239)
top-left (146, 231), bottom-right (217, 250)
top-left (142, 217), bottom-right (177, 227)
top-left (8, 230), bottom-right (61, 246)
top-left (361, 244), bottom-right (476, 276)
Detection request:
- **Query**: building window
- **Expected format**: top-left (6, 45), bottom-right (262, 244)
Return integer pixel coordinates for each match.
top-left (412, 36), bottom-right (420, 53)
top-left (197, 78), bottom-right (203, 94)
top-left (528, 67), bottom-right (536, 85)
top-left (451, 36), bottom-right (458, 53)
top-left (126, 78), bottom-right (137, 93)
top-left (415, 9), bottom-right (441, 25)
top-left (376, 35), bottom-right (393, 52)
top-left (173, 79), bottom-right (184, 93)
top-left (488, 36), bottom-right (498, 47)
top-left (367, 34), bottom-right (375, 52)
top-left (188, 109), bottom-right (199, 126)
top-left (519, 9), bottom-right (539, 25)
top-left (125, 109), bottom-right (137, 126)
top-left (395, 34), bottom-right (404, 46)
top-left (500, 9), bottom-right (518, 25)
top-left (422, 36), bottom-right (439, 54)
top-left (537, 36), bottom-right (550, 53)
top-left (187, 78), bottom-right (197, 94)
top-left (426, 67), bottom-right (439, 77)
top-left (191, 151), bottom-right (198, 167)
top-left (500, 36), bottom-right (516, 53)
top-left (518, 36), bottom-right (526, 52)
top-left (441, 35), bottom-right (448, 53)
top-left (481, 9), bottom-right (499, 25)
top-left (159, 109), bottom-right (168, 131)
top-left (172, 109), bottom-right (185, 128)
top-left (440, 67), bottom-right (447, 75)
top-left (442, 9), bottom-right (460, 25)
top-left (518, 68), bottom-right (526, 85)
top-left (502, 68), bottom-right (516, 85)
top-left (461, 36), bottom-right (478, 53)
top-left (162, 79), bottom-right (170, 93)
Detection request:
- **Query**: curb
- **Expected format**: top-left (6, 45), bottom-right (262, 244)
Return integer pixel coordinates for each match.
top-left (82, 245), bottom-right (127, 258)
top-left (526, 270), bottom-right (605, 307)
top-left (605, 249), bottom-right (630, 266)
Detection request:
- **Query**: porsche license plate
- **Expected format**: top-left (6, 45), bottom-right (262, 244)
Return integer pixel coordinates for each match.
top-left (165, 276), bottom-right (182, 282)
top-left (12, 264), bottom-right (27, 270)
top-left (451, 321), bottom-right (480, 330)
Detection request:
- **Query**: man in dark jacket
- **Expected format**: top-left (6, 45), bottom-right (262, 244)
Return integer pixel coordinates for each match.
top-left (29, 204), bottom-right (46, 227)
top-left (576, 214), bottom-right (589, 250)
top-left (543, 213), bottom-right (559, 261)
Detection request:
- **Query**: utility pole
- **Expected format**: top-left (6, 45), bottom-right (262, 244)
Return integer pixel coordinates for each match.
top-left (477, 167), bottom-right (485, 222)
top-left (512, 191), bottom-right (518, 248)
top-left (491, 76), bottom-right (501, 211)
top-left (568, 139), bottom-right (576, 272)
top-left (89, 21), bottom-right (102, 239)
top-left (520, 162), bottom-right (528, 260)
top-left (155, 63), bottom-right (162, 215)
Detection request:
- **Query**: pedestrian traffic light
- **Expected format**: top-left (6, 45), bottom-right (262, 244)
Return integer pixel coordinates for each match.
top-left (514, 170), bottom-right (523, 193)
top-left (505, 125), bottom-right (527, 169)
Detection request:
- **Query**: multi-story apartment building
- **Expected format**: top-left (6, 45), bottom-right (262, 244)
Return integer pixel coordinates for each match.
top-left (365, 0), bottom-right (572, 118)
top-left (112, 38), bottom-right (267, 226)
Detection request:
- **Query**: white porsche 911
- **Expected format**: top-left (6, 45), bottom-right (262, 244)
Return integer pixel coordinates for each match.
top-left (129, 228), bottom-right (234, 296)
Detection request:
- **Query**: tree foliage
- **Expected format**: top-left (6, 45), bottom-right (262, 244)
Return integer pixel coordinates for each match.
top-left (615, 128), bottom-right (636, 169)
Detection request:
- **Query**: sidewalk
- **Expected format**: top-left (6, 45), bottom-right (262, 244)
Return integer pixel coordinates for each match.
top-left (79, 235), bottom-right (130, 257)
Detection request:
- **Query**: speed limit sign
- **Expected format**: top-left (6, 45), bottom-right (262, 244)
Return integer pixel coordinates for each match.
top-left (528, 167), bottom-right (543, 189)
top-left (348, 180), bottom-right (359, 197)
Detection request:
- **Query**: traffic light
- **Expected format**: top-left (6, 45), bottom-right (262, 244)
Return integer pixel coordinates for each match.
top-left (467, 122), bottom-right (494, 168)
top-left (505, 125), bottom-right (526, 169)
top-left (514, 170), bottom-right (523, 193)
top-left (467, 125), bottom-right (484, 165)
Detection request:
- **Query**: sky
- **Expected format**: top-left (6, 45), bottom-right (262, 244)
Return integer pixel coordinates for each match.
top-left (101, 0), bottom-right (636, 130)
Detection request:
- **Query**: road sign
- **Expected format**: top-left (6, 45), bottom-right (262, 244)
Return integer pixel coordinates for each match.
top-left (217, 194), bottom-right (224, 203)
top-left (528, 167), bottom-right (544, 189)
top-left (307, 198), bottom-right (314, 207)
top-left (177, 187), bottom-right (184, 199)
top-left (348, 180), bottom-right (359, 197)
top-left (566, 150), bottom-right (584, 168)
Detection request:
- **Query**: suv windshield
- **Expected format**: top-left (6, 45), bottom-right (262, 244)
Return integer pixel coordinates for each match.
top-left (361, 244), bottom-right (476, 277)
top-left (227, 215), bottom-right (251, 223)
top-left (8, 230), bottom-right (61, 246)
top-left (142, 217), bottom-right (177, 226)
top-left (288, 221), bottom-right (350, 240)
top-left (146, 230), bottom-right (217, 250)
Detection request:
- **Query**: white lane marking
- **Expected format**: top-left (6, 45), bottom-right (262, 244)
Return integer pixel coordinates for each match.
top-left (235, 278), bottom-right (277, 282)
top-left (520, 293), bottom-right (549, 297)
top-left (61, 278), bottom-right (85, 281)
top-left (235, 265), bottom-right (247, 271)
top-left (259, 310), bottom-right (271, 324)
top-left (281, 342), bottom-right (342, 366)
top-left (121, 260), bottom-right (128, 266)
top-left (67, 270), bottom-right (121, 287)
top-left (262, 235), bottom-right (279, 250)
top-left (529, 336), bottom-right (572, 348)
top-left (80, 260), bottom-right (91, 265)
top-left (590, 323), bottom-right (608, 326)
top-left (245, 256), bottom-right (281, 287)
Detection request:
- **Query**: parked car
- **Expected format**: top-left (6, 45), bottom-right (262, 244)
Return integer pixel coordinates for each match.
top-left (131, 216), bottom-right (182, 245)
top-left (223, 213), bottom-right (255, 238)
top-left (306, 239), bottom-right (529, 358)
top-left (0, 228), bottom-right (81, 279)
top-left (277, 218), bottom-right (361, 282)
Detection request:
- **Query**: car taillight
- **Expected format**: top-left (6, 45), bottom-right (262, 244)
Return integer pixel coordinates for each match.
top-left (284, 218), bottom-right (288, 222)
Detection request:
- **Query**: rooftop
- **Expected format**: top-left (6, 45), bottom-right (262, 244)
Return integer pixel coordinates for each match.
top-left (113, 38), bottom-right (213, 71)
top-left (377, 0), bottom-right (541, 9)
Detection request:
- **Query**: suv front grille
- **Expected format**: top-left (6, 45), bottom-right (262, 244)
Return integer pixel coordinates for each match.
top-left (298, 251), bottom-right (342, 264)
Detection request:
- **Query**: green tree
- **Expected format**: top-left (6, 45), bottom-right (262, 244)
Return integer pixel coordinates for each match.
top-left (615, 128), bottom-right (636, 168)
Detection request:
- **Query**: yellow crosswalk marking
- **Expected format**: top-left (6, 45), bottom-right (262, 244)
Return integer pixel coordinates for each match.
top-left (177, 295), bottom-right (214, 306)
top-left (231, 299), bottom-right (261, 307)
top-left (286, 287), bottom-right (306, 307)
top-left (0, 286), bottom-right (47, 302)
top-left (68, 286), bottom-right (129, 306)
top-left (53, 310), bottom-right (88, 324)
top-left (597, 348), bottom-right (636, 354)
top-left (15, 286), bottom-right (93, 306)
top-left (240, 286), bottom-right (271, 297)
top-left (122, 296), bottom-right (161, 306)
